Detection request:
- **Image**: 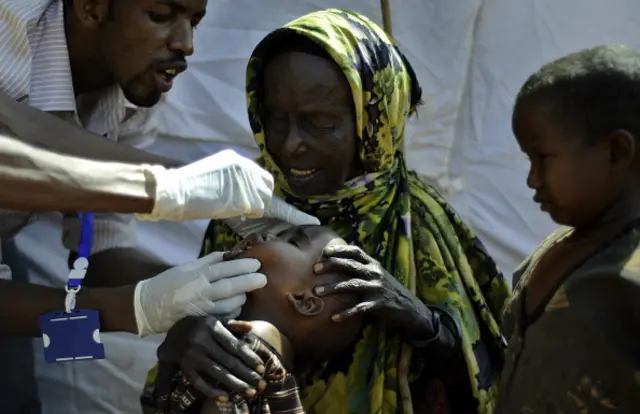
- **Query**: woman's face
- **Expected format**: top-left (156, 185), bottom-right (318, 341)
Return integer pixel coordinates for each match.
top-left (262, 51), bottom-right (359, 196)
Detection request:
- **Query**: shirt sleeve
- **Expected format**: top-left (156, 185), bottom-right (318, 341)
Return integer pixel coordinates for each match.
top-left (62, 213), bottom-right (137, 254)
top-left (0, 210), bottom-right (37, 280)
top-left (0, 263), bottom-right (10, 280)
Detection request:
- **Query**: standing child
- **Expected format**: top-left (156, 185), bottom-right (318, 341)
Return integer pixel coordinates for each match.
top-left (496, 45), bottom-right (640, 413)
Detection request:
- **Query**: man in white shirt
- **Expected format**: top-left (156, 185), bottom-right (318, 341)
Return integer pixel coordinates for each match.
top-left (0, 0), bottom-right (318, 338)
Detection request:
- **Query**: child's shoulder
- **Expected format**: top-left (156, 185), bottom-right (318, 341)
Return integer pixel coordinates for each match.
top-left (512, 226), bottom-right (572, 286)
top-left (580, 225), bottom-right (640, 285)
top-left (561, 224), bottom-right (640, 297)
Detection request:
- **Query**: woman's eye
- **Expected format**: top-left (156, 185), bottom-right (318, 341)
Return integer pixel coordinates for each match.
top-left (287, 238), bottom-right (300, 248)
top-left (305, 116), bottom-right (335, 130)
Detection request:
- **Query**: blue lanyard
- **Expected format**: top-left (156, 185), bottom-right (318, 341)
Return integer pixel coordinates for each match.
top-left (66, 212), bottom-right (94, 290)
top-left (39, 211), bottom-right (106, 364)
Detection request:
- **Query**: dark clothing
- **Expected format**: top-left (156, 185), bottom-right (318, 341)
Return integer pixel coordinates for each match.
top-left (496, 224), bottom-right (640, 413)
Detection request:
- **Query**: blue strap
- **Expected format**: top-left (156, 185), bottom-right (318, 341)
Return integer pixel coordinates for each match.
top-left (76, 212), bottom-right (94, 259)
top-left (67, 212), bottom-right (94, 289)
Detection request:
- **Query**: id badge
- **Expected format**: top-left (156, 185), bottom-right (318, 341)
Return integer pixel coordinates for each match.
top-left (39, 309), bottom-right (105, 363)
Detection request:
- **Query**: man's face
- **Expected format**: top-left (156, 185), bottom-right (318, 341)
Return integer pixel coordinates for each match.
top-left (94, 0), bottom-right (206, 107)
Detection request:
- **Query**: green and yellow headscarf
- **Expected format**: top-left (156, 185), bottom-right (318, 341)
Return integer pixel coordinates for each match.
top-left (144, 8), bottom-right (511, 414)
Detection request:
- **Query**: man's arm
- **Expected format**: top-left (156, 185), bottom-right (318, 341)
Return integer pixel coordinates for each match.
top-left (73, 248), bottom-right (171, 288)
top-left (0, 280), bottom-right (137, 336)
top-left (0, 134), bottom-right (159, 213)
top-left (0, 92), bottom-right (179, 166)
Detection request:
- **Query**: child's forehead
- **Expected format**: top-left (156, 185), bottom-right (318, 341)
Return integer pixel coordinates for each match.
top-left (278, 225), bottom-right (340, 240)
top-left (514, 102), bottom-right (584, 148)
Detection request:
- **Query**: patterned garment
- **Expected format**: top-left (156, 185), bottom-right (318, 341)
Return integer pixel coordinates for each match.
top-left (144, 8), bottom-right (511, 414)
top-left (496, 223), bottom-right (640, 413)
top-left (141, 330), bottom-right (304, 414)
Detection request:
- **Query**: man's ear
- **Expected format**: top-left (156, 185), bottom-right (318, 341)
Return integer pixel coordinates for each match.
top-left (71, 0), bottom-right (111, 28)
top-left (287, 289), bottom-right (324, 316)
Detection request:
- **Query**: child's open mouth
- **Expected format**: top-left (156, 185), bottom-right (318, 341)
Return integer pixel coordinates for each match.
top-left (223, 233), bottom-right (278, 260)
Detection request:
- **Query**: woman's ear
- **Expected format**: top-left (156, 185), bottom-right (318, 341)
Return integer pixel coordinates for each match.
top-left (287, 289), bottom-right (324, 316)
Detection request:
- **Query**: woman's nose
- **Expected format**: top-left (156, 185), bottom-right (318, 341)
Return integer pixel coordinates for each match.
top-left (282, 125), bottom-right (307, 156)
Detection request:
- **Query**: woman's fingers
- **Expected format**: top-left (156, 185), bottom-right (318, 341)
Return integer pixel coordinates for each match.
top-left (314, 278), bottom-right (381, 296)
top-left (226, 320), bottom-right (254, 335)
top-left (187, 328), bottom-right (263, 389)
top-left (183, 368), bottom-right (229, 401)
top-left (206, 361), bottom-right (258, 398)
top-left (180, 318), bottom-right (265, 397)
top-left (207, 317), bottom-right (266, 374)
top-left (183, 342), bottom-right (258, 398)
top-left (204, 339), bottom-right (265, 390)
top-left (153, 363), bottom-right (176, 413)
top-left (322, 244), bottom-right (371, 263)
top-left (314, 256), bottom-right (376, 279)
top-left (332, 300), bottom-right (380, 321)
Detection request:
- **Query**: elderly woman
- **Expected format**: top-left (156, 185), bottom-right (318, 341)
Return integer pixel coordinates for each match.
top-left (142, 9), bottom-right (510, 414)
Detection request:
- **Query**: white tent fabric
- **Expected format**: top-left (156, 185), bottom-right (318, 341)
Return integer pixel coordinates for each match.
top-left (5, 0), bottom-right (640, 412)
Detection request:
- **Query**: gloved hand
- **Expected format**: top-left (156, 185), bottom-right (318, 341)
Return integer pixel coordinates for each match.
top-left (223, 196), bottom-right (320, 238)
top-left (137, 150), bottom-right (276, 221)
top-left (133, 252), bottom-right (267, 336)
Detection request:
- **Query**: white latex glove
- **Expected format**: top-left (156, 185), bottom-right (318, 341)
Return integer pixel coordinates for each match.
top-left (136, 150), bottom-right (275, 221)
top-left (133, 252), bottom-right (267, 336)
top-left (223, 196), bottom-right (320, 238)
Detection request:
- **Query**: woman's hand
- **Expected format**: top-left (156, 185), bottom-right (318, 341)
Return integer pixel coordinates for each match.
top-left (154, 321), bottom-right (293, 414)
top-left (156, 316), bottom-right (267, 402)
top-left (313, 245), bottom-right (435, 340)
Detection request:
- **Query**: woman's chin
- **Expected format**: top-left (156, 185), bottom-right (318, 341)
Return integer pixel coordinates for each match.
top-left (285, 176), bottom-right (343, 197)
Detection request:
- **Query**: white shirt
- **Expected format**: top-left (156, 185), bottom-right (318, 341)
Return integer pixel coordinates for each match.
top-left (0, 0), bottom-right (150, 280)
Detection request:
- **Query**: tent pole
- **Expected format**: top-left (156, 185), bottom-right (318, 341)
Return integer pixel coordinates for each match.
top-left (380, 0), bottom-right (393, 35)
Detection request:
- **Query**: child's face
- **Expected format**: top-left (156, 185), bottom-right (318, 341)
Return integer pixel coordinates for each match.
top-left (513, 102), bottom-right (617, 227)
top-left (227, 226), bottom-right (363, 363)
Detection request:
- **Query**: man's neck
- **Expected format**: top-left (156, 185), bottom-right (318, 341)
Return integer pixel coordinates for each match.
top-left (63, 8), bottom-right (113, 96)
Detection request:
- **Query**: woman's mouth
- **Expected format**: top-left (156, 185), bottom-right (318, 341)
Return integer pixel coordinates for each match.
top-left (287, 168), bottom-right (321, 183)
top-left (290, 168), bottom-right (318, 176)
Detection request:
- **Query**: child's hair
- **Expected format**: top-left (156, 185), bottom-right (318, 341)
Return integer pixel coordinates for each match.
top-left (514, 45), bottom-right (640, 143)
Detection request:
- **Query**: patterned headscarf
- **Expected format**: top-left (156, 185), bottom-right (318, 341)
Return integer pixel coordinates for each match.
top-left (144, 8), bottom-right (511, 414)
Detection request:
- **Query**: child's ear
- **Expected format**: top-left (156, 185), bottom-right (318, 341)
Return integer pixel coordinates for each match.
top-left (287, 289), bottom-right (324, 316)
top-left (606, 129), bottom-right (636, 169)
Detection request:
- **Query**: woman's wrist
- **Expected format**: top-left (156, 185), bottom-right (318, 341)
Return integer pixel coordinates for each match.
top-left (403, 305), bottom-right (461, 362)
